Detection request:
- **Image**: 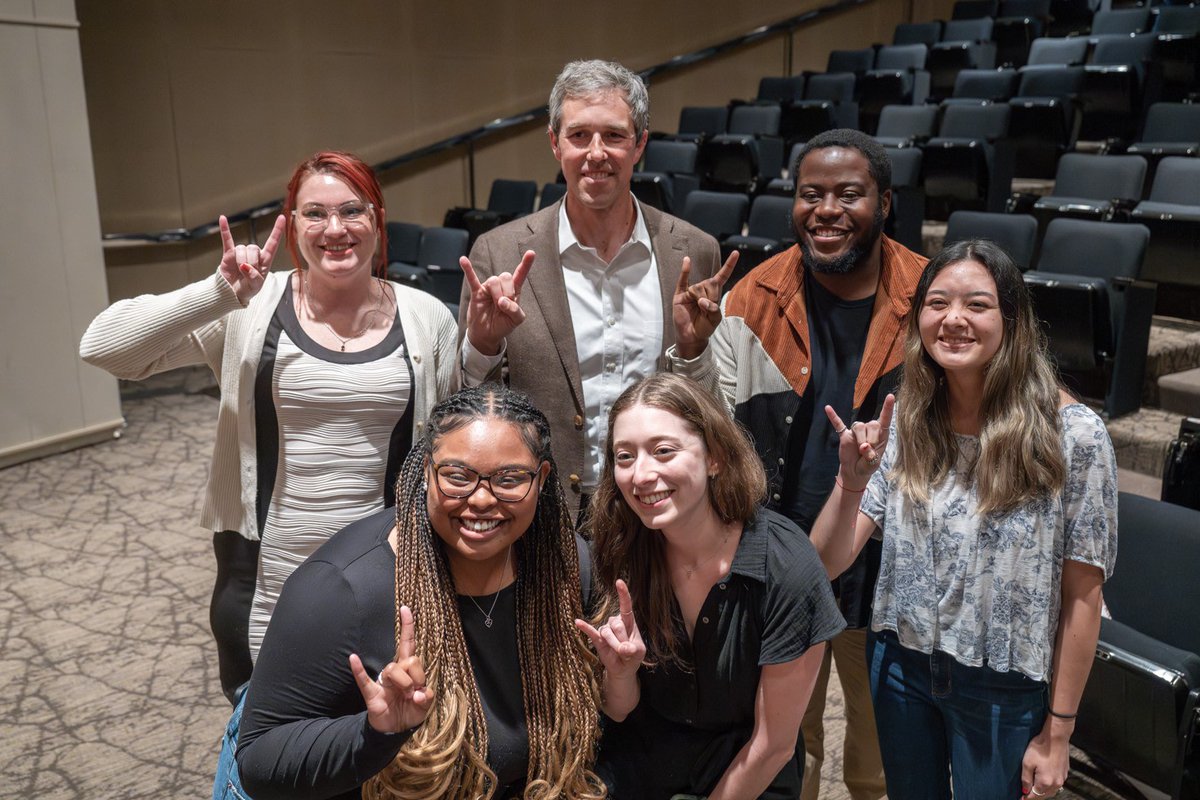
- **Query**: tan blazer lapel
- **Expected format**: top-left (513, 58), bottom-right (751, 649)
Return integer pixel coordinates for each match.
top-left (645, 205), bottom-right (687, 367)
top-left (520, 204), bottom-right (586, 413)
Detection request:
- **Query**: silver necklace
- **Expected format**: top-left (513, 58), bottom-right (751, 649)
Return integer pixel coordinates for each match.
top-left (466, 546), bottom-right (512, 628)
top-left (302, 275), bottom-right (388, 352)
top-left (682, 531), bottom-right (732, 579)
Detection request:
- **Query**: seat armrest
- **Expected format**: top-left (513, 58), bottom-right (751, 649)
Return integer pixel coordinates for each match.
top-left (1007, 191), bottom-right (1038, 214)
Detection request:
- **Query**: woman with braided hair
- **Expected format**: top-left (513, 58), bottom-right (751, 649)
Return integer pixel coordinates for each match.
top-left (235, 386), bottom-right (606, 800)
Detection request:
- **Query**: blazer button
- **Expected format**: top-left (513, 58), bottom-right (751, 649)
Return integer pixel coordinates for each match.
top-left (573, 414), bottom-right (584, 430)
top-left (800, 366), bottom-right (808, 375)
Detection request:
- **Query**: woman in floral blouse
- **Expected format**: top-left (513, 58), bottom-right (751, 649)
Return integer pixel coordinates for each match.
top-left (811, 238), bottom-right (1116, 800)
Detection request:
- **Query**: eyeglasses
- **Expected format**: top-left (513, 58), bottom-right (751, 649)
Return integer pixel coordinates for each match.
top-left (432, 463), bottom-right (542, 503)
top-left (291, 202), bottom-right (375, 231)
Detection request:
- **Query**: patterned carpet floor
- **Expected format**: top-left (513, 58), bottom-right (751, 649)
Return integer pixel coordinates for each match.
top-left (0, 374), bottom-right (1157, 799)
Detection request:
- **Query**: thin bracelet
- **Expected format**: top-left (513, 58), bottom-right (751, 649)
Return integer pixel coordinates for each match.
top-left (1047, 707), bottom-right (1077, 720)
top-left (836, 476), bottom-right (866, 494)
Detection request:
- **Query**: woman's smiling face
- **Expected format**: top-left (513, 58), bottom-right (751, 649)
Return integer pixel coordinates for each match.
top-left (611, 404), bottom-right (716, 536)
top-left (426, 419), bottom-right (548, 573)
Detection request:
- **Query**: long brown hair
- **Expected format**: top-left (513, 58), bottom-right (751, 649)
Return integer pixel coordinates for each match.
top-left (363, 387), bottom-right (605, 800)
top-left (894, 239), bottom-right (1066, 514)
top-left (589, 373), bottom-right (767, 668)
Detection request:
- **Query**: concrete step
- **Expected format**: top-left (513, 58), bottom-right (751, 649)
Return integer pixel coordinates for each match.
top-left (1159, 367), bottom-right (1200, 416)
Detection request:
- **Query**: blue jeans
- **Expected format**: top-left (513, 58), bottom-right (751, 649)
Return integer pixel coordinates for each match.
top-left (867, 630), bottom-right (1047, 800)
top-left (213, 684), bottom-right (252, 800)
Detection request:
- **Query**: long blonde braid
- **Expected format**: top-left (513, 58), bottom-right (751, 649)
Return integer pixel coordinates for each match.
top-left (364, 387), bottom-right (605, 799)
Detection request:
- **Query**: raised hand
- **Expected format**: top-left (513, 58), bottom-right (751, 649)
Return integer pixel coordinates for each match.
top-left (672, 252), bottom-right (738, 359)
top-left (349, 605), bottom-right (433, 734)
top-left (217, 214), bottom-right (286, 306)
top-left (462, 251), bottom-right (535, 356)
top-left (575, 579), bottom-right (645, 680)
top-left (825, 393), bottom-right (895, 488)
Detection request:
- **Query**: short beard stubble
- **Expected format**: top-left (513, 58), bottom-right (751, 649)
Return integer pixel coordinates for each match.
top-left (799, 203), bottom-right (886, 275)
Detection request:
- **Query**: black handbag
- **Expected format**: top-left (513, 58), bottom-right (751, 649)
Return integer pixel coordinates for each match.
top-left (1161, 416), bottom-right (1200, 510)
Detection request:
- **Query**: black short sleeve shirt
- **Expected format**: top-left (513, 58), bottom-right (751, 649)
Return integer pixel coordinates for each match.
top-left (596, 508), bottom-right (846, 799)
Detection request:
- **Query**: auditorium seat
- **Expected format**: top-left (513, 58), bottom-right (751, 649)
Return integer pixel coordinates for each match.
top-left (874, 104), bottom-right (940, 149)
top-left (1030, 153), bottom-right (1146, 234)
top-left (721, 195), bottom-right (796, 290)
top-left (538, 182), bottom-right (567, 210)
top-left (682, 190), bottom-right (750, 242)
top-left (928, 17), bottom-right (999, 100)
top-left (1089, 7), bottom-right (1151, 37)
top-left (893, 21), bottom-right (943, 47)
top-left (701, 105), bottom-right (785, 195)
top-left (419, 227), bottom-right (471, 315)
top-left (1132, 157), bottom-right (1200, 292)
top-left (1078, 33), bottom-right (1156, 144)
top-left (1007, 64), bottom-right (1085, 178)
top-left (944, 210), bottom-right (1038, 270)
top-left (825, 47), bottom-right (877, 76)
top-left (922, 101), bottom-right (1012, 219)
top-left (780, 72), bottom-right (859, 146)
top-left (1073, 493), bottom-right (1200, 800)
top-left (944, 67), bottom-right (1019, 104)
top-left (857, 44), bottom-right (931, 133)
top-left (1023, 218), bottom-right (1153, 417)
top-left (756, 75), bottom-right (806, 104)
top-left (384, 221), bottom-right (425, 288)
top-left (952, 0), bottom-right (999, 20)
top-left (884, 146), bottom-right (926, 253)
top-left (632, 140), bottom-right (700, 214)
top-left (992, 0), bottom-right (1051, 67)
top-left (460, 179), bottom-right (537, 247)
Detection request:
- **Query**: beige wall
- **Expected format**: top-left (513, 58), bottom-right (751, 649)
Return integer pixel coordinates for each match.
top-left (0, 0), bottom-right (122, 465)
top-left (78, 0), bottom-right (923, 299)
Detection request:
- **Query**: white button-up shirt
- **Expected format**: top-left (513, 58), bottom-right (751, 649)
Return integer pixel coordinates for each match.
top-left (462, 198), bottom-right (663, 491)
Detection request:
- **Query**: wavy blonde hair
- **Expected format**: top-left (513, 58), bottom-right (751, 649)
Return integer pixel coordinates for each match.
top-left (363, 387), bottom-right (606, 800)
top-left (894, 239), bottom-right (1066, 514)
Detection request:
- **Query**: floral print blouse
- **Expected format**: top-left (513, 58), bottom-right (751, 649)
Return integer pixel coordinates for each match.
top-left (860, 403), bottom-right (1117, 682)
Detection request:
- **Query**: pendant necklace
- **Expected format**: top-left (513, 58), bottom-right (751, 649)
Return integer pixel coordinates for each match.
top-left (303, 275), bottom-right (387, 352)
top-left (467, 545), bottom-right (512, 628)
top-left (683, 530), bottom-right (732, 579)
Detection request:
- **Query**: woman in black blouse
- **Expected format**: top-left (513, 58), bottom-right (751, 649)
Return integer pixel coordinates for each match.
top-left (236, 386), bottom-right (606, 800)
top-left (584, 373), bottom-right (846, 799)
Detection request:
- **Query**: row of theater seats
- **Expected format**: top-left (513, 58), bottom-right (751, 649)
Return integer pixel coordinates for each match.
top-left (383, 223), bottom-right (470, 316)
top-left (667, 0), bottom-right (1200, 158)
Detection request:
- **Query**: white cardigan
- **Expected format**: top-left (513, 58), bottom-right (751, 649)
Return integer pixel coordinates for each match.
top-left (80, 270), bottom-right (458, 540)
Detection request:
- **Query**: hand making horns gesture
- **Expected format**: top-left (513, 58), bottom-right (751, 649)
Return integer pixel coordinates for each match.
top-left (825, 393), bottom-right (896, 488)
top-left (349, 605), bottom-right (432, 734)
top-left (217, 214), bottom-right (287, 306)
top-left (461, 250), bottom-right (536, 356)
top-left (672, 252), bottom-right (739, 359)
top-left (575, 579), bottom-right (646, 680)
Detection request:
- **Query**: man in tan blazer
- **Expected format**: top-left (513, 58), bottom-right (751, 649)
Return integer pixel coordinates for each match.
top-left (458, 59), bottom-right (734, 516)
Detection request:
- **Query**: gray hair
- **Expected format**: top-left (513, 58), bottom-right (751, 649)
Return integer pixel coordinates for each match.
top-left (547, 60), bottom-right (650, 141)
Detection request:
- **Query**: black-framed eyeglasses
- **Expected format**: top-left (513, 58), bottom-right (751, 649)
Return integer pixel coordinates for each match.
top-left (432, 462), bottom-right (542, 502)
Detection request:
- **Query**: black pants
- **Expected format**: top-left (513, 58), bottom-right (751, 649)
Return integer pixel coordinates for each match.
top-left (210, 531), bottom-right (259, 706)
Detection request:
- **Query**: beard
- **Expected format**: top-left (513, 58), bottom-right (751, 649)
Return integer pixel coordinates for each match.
top-left (799, 204), bottom-right (886, 275)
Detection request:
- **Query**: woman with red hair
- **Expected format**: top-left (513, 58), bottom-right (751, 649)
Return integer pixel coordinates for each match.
top-left (80, 151), bottom-right (458, 796)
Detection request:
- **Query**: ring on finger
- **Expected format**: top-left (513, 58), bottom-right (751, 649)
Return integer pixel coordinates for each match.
top-left (834, 427), bottom-right (847, 435)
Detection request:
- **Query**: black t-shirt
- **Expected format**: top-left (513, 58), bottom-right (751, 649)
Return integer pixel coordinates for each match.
top-left (782, 275), bottom-right (874, 530)
top-left (595, 508), bottom-right (846, 799)
top-left (236, 507), bottom-right (592, 800)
